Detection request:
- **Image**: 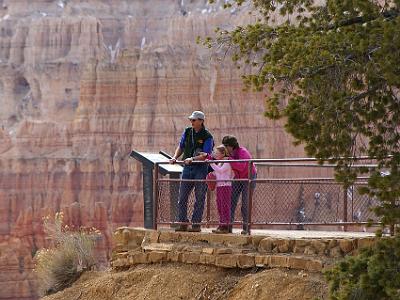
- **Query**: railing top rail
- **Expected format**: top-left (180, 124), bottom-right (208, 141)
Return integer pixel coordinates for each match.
top-left (155, 159), bottom-right (380, 168)
top-left (156, 159), bottom-right (311, 164)
top-left (155, 155), bottom-right (382, 164)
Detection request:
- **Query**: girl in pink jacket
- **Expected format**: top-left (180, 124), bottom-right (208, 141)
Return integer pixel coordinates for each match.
top-left (208, 145), bottom-right (234, 234)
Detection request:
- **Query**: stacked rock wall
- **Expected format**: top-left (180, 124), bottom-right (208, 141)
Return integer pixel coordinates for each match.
top-left (112, 228), bottom-right (376, 272)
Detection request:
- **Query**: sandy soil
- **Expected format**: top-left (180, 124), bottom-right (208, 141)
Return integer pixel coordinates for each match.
top-left (42, 264), bottom-right (328, 300)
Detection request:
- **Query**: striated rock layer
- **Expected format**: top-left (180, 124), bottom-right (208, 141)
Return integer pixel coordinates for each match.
top-left (0, 1), bottom-right (315, 299)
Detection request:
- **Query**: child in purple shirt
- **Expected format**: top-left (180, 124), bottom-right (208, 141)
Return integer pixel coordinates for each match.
top-left (208, 145), bottom-right (234, 234)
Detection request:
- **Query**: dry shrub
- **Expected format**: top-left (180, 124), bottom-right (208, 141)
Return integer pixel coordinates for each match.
top-left (34, 212), bottom-right (101, 296)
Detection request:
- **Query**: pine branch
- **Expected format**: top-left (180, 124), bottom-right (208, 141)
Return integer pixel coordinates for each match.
top-left (327, 8), bottom-right (400, 30)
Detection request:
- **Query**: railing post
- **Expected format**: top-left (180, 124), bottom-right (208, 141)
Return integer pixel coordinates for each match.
top-left (390, 199), bottom-right (395, 235)
top-left (342, 186), bottom-right (348, 232)
top-left (206, 189), bottom-right (211, 228)
top-left (350, 185), bottom-right (354, 222)
top-left (169, 173), bottom-right (180, 228)
top-left (206, 161), bottom-right (211, 228)
top-left (247, 160), bottom-right (254, 235)
top-left (153, 162), bottom-right (159, 230)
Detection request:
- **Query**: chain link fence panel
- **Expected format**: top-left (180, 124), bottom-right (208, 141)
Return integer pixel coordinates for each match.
top-left (155, 161), bottom-right (381, 230)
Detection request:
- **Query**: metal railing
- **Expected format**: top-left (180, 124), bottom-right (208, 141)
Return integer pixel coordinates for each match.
top-left (153, 158), bottom-right (381, 234)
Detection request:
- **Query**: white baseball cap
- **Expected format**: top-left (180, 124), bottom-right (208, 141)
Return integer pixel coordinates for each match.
top-left (188, 111), bottom-right (205, 120)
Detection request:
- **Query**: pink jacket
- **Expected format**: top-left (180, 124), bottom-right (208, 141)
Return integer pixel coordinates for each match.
top-left (229, 147), bottom-right (257, 179)
top-left (210, 161), bottom-right (234, 187)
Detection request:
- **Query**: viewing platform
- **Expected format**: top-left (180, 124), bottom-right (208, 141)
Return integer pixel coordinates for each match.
top-left (117, 154), bottom-right (379, 274)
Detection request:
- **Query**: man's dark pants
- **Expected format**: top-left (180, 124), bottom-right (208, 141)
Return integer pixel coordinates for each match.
top-left (177, 164), bottom-right (208, 225)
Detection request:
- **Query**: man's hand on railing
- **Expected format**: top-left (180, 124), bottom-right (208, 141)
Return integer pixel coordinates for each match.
top-left (169, 152), bottom-right (212, 165)
top-left (184, 157), bottom-right (193, 165)
top-left (170, 147), bottom-right (183, 164)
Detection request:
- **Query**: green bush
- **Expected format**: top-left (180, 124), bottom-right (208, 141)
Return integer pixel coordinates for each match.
top-left (325, 236), bottom-right (400, 300)
top-left (34, 212), bottom-right (101, 296)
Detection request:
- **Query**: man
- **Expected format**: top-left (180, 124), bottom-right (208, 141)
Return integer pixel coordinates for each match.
top-left (170, 111), bottom-right (214, 232)
top-left (222, 135), bottom-right (257, 234)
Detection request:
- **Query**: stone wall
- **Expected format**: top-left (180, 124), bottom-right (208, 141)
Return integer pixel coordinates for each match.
top-left (111, 228), bottom-right (376, 272)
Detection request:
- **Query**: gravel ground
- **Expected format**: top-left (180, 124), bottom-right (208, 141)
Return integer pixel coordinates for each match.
top-left (42, 263), bottom-right (328, 300)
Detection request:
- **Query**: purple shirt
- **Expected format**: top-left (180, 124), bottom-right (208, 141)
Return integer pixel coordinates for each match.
top-left (230, 146), bottom-right (257, 179)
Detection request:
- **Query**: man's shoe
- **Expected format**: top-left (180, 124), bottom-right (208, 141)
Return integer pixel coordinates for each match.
top-left (212, 226), bottom-right (223, 233)
top-left (212, 226), bottom-right (229, 234)
top-left (175, 224), bottom-right (188, 232)
top-left (241, 230), bottom-right (250, 235)
top-left (187, 225), bottom-right (201, 232)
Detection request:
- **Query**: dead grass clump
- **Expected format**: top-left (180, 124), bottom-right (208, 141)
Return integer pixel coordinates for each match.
top-left (34, 212), bottom-right (101, 296)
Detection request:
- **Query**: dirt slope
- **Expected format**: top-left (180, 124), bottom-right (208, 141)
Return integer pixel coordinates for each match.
top-left (42, 264), bottom-right (328, 300)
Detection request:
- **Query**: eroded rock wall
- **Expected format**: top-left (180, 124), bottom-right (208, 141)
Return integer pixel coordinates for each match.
top-left (0, 1), bottom-right (306, 298)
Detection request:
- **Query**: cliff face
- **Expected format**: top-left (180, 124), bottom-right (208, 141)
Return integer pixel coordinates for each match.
top-left (0, 1), bottom-right (304, 299)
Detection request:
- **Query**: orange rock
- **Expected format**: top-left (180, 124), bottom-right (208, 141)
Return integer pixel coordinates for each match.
top-left (0, 1), bottom-right (315, 299)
